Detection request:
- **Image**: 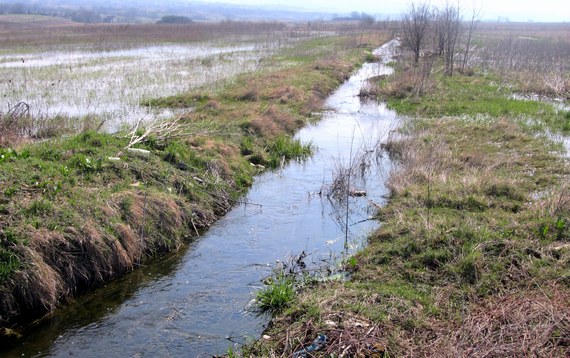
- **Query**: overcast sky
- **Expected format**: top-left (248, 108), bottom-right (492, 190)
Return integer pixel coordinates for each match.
top-left (199, 0), bottom-right (569, 22)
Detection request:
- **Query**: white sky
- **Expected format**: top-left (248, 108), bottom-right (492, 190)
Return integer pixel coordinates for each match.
top-left (200, 0), bottom-right (570, 22)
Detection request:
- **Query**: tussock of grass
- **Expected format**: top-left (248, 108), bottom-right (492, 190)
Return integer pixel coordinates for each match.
top-left (451, 287), bottom-right (570, 356)
top-left (256, 273), bottom-right (296, 313)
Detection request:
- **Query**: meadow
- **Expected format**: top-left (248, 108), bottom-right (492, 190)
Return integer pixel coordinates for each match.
top-left (0, 14), bottom-right (387, 342)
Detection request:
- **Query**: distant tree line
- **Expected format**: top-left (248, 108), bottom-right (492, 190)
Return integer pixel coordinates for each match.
top-left (1, 1), bottom-right (363, 24)
top-left (332, 11), bottom-right (376, 26)
top-left (0, 2), bottom-right (151, 23)
top-left (156, 15), bottom-right (192, 24)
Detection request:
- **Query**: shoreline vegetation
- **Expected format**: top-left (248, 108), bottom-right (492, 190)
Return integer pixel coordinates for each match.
top-left (0, 17), bottom-right (389, 342)
top-left (247, 23), bottom-right (570, 357)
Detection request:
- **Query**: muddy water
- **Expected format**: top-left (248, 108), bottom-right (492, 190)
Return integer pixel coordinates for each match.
top-left (3, 40), bottom-right (400, 357)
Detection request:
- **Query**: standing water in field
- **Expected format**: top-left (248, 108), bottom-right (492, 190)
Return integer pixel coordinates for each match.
top-left (2, 40), bottom-right (400, 357)
top-left (0, 42), bottom-right (279, 131)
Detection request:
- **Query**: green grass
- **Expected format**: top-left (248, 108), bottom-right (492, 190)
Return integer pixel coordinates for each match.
top-left (0, 249), bottom-right (20, 283)
top-left (256, 273), bottom-right (296, 313)
top-left (265, 136), bottom-right (313, 169)
top-left (380, 68), bottom-right (570, 134)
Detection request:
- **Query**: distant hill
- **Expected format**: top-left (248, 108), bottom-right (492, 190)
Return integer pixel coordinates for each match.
top-left (0, 14), bottom-right (77, 27)
top-left (0, 0), bottom-right (337, 23)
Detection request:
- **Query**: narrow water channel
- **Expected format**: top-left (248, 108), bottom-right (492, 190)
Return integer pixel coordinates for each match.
top-left (4, 40), bottom-right (400, 358)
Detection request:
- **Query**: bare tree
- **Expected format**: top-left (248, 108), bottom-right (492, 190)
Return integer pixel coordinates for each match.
top-left (432, 7), bottom-right (446, 57)
top-left (441, 1), bottom-right (462, 76)
top-left (400, 2), bottom-right (432, 64)
top-left (461, 2), bottom-right (483, 73)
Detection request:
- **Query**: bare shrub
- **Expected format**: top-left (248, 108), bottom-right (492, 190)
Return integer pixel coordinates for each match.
top-left (471, 33), bottom-right (570, 98)
top-left (461, 5), bottom-right (483, 73)
top-left (0, 102), bottom-right (105, 147)
top-left (326, 151), bottom-right (376, 202)
top-left (378, 58), bottom-right (436, 100)
top-left (439, 2), bottom-right (462, 76)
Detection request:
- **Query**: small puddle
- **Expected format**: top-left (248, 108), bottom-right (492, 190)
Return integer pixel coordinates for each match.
top-left (511, 93), bottom-right (570, 112)
top-left (1, 40), bottom-right (401, 357)
top-left (510, 93), bottom-right (570, 156)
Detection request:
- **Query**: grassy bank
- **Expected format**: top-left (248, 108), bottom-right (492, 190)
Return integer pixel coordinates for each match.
top-left (375, 66), bottom-right (570, 133)
top-left (248, 38), bottom-right (569, 356)
top-left (0, 30), bottom-right (388, 340)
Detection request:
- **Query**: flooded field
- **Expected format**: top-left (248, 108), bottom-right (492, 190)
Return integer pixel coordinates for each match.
top-left (0, 34), bottom-right (312, 131)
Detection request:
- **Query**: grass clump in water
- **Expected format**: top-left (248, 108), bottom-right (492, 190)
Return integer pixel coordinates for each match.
top-left (265, 136), bottom-right (313, 169)
top-left (256, 273), bottom-right (296, 313)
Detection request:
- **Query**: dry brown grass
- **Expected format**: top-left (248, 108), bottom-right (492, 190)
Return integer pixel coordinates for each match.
top-left (378, 58), bottom-right (437, 100)
top-left (248, 283), bottom-right (391, 357)
top-left (265, 86), bottom-right (305, 104)
top-left (450, 285), bottom-right (570, 357)
top-left (472, 23), bottom-right (570, 99)
top-left (252, 284), bottom-right (570, 357)
top-left (384, 127), bottom-right (452, 196)
top-left (359, 75), bottom-right (388, 99)
top-left (476, 22), bottom-right (570, 44)
top-left (531, 182), bottom-right (570, 218)
top-left (247, 105), bottom-right (300, 137)
top-left (0, 189), bottom-right (201, 324)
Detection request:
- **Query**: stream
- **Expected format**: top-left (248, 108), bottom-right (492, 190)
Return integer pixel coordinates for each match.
top-left (3, 40), bottom-right (400, 358)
